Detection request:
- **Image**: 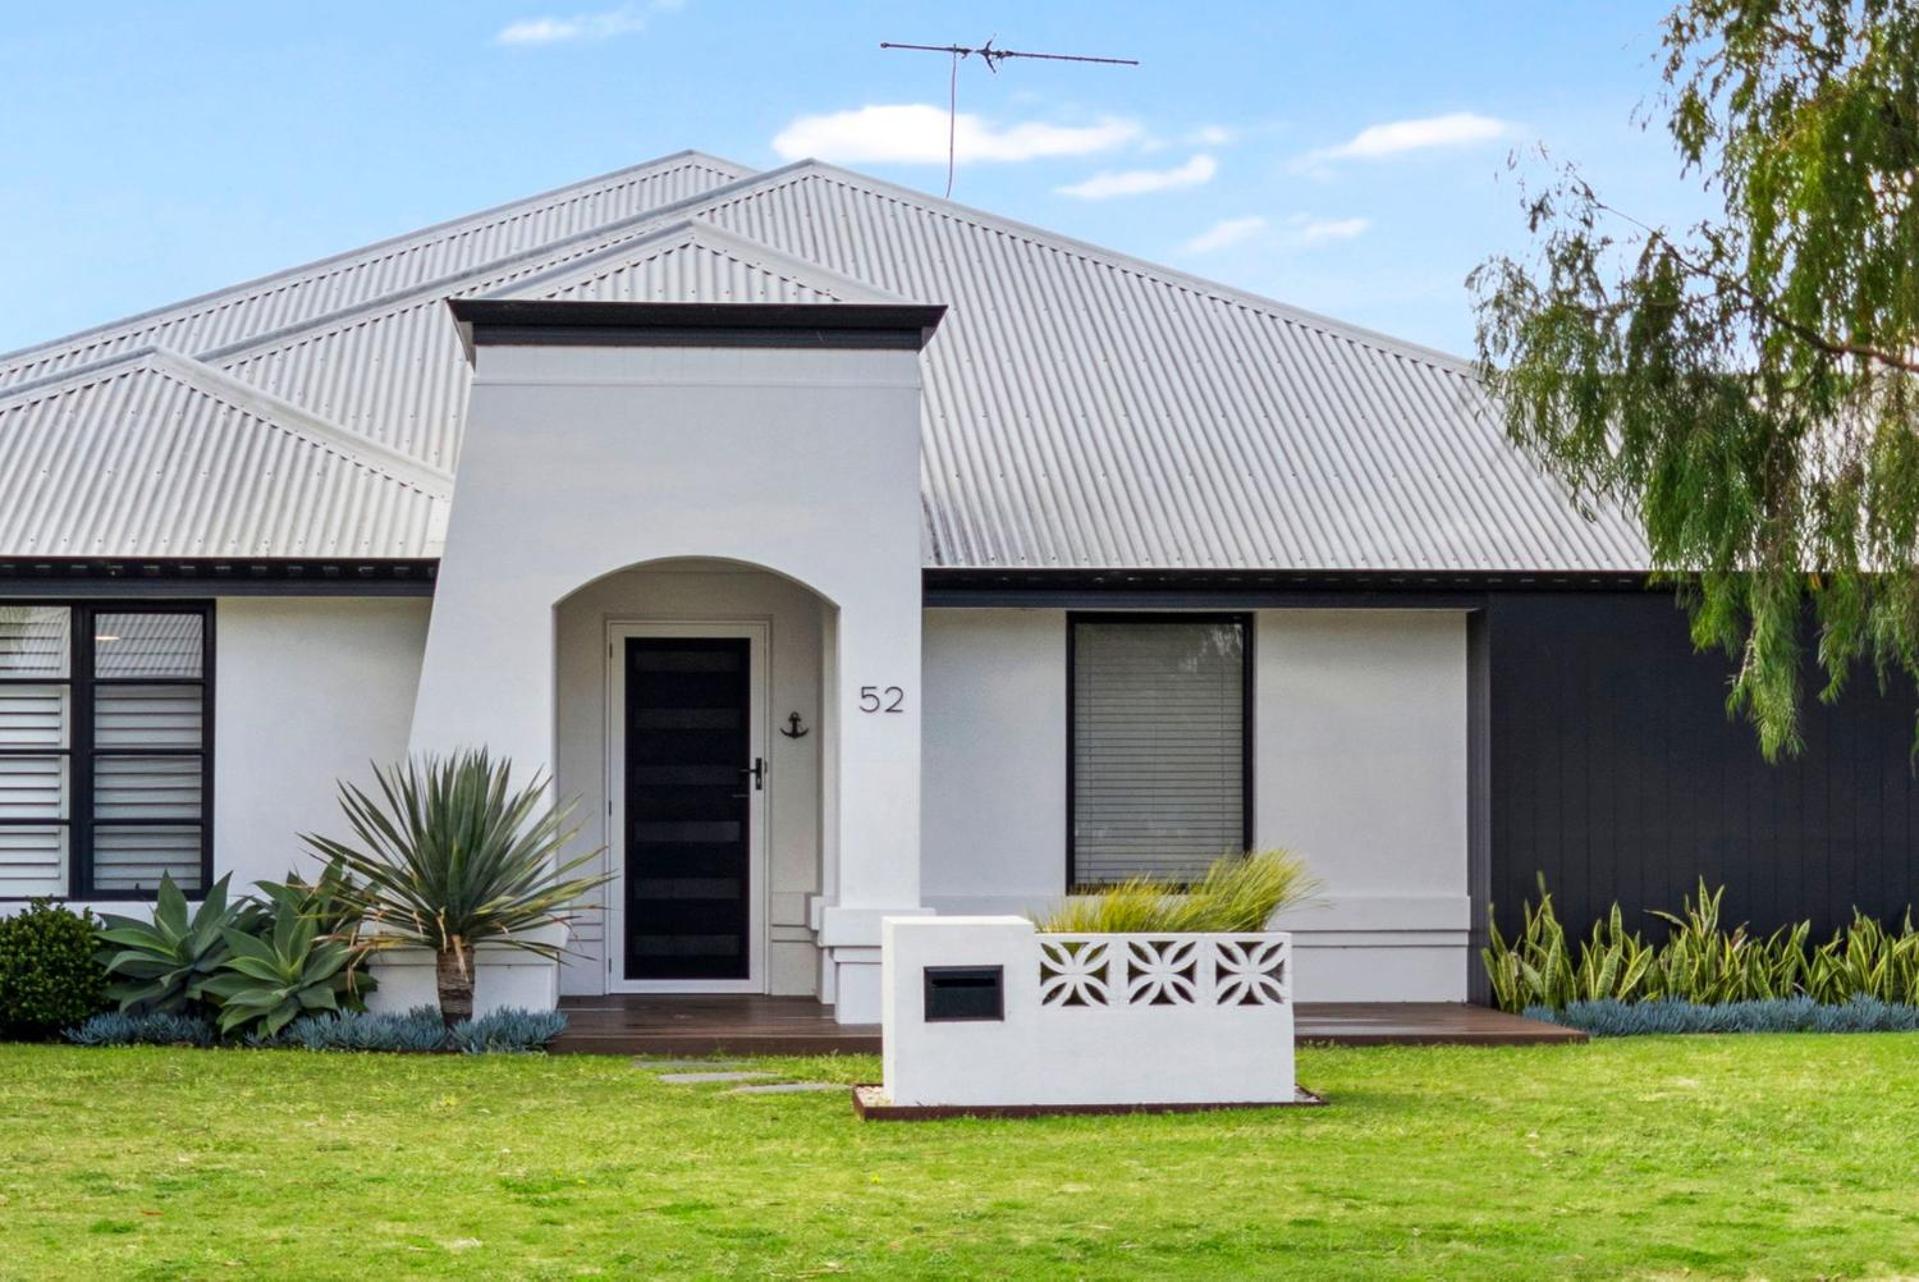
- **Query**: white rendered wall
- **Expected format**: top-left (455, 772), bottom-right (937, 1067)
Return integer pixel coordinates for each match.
top-left (918, 607), bottom-right (1471, 1002)
top-left (1254, 611), bottom-right (1470, 1001)
top-left (213, 597), bottom-right (431, 890)
top-left (921, 611), bottom-right (1068, 917)
top-left (414, 341), bottom-right (927, 1020)
top-left (553, 561), bottom-right (824, 997)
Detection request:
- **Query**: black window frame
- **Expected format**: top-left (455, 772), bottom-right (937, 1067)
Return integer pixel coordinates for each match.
top-left (0, 600), bottom-right (215, 901)
top-left (1065, 611), bottom-right (1255, 890)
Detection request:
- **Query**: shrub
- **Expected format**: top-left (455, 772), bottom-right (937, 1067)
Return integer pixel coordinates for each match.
top-left (1486, 877), bottom-right (1919, 1013)
top-left (1529, 996), bottom-right (1919, 1037)
top-left (66, 1010), bottom-right (217, 1047)
top-left (0, 901), bottom-right (110, 1039)
top-left (262, 1007), bottom-right (451, 1053)
top-left (449, 1007), bottom-right (568, 1054)
top-left (1033, 850), bottom-right (1321, 933)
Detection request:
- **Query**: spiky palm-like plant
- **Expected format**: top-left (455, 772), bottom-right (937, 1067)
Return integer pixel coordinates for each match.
top-left (304, 751), bottom-right (608, 1025)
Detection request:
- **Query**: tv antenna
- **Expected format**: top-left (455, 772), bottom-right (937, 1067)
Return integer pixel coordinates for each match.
top-left (879, 38), bottom-right (1140, 198)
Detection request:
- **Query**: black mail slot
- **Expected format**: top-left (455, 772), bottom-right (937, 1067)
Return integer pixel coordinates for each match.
top-left (923, 965), bottom-right (1004, 1022)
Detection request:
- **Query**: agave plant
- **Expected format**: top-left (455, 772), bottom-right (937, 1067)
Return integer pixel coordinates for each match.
top-left (95, 873), bottom-right (251, 1014)
top-left (304, 751), bottom-right (609, 1026)
top-left (201, 883), bottom-right (359, 1036)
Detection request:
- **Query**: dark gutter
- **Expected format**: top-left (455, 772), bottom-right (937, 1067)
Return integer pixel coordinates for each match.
top-left (922, 567), bottom-right (1658, 609)
top-left (0, 559), bottom-right (438, 598)
top-left (448, 299), bottom-right (947, 352)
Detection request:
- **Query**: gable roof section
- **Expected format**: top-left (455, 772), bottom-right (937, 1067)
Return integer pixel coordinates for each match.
top-left (0, 151), bottom-right (1651, 572)
top-left (497, 219), bottom-right (906, 305)
top-left (0, 349), bottom-right (448, 559)
top-left (0, 151), bottom-right (751, 391)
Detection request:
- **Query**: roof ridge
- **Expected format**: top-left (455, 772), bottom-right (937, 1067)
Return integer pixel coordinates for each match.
top-left (142, 351), bottom-right (455, 493)
top-left (192, 163), bottom-right (814, 367)
top-left (0, 149), bottom-right (757, 373)
top-left (776, 160), bottom-right (1480, 376)
top-left (490, 216), bottom-right (909, 305)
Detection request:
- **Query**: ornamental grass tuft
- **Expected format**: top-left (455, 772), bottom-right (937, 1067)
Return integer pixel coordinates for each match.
top-left (1033, 849), bottom-right (1321, 933)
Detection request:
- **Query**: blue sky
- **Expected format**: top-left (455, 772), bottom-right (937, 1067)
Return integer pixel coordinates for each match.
top-left (0, 1), bottom-right (1710, 358)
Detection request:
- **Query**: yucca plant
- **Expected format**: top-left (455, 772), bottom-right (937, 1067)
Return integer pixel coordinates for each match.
top-left (305, 751), bottom-right (609, 1026)
top-left (95, 874), bottom-right (252, 1014)
top-left (1033, 850), bottom-right (1320, 934)
top-left (200, 883), bottom-right (358, 1037)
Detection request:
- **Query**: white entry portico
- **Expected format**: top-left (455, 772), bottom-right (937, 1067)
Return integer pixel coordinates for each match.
top-left (409, 300), bottom-right (944, 1022)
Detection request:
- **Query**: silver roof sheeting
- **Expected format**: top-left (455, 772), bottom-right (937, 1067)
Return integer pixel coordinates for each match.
top-left (0, 152), bottom-right (1648, 571)
top-left (0, 350), bottom-right (447, 558)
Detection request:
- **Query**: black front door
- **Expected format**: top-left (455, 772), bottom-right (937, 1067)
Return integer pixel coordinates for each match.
top-left (623, 637), bottom-right (753, 981)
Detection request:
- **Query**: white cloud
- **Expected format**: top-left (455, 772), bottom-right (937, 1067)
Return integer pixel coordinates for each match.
top-left (1303, 111), bottom-right (1513, 164)
top-left (1057, 154), bottom-right (1217, 200)
top-left (771, 104), bottom-right (1140, 165)
top-left (1181, 215), bottom-right (1267, 254)
top-left (1188, 125), bottom-right (1234, 147)
top-left (494, 2), bottom-right (671, 46)
top-left (1290, 215), bottom-right (1370, 244)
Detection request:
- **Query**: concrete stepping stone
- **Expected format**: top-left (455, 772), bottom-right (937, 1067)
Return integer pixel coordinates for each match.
top-left (657, 1070), bottom-right (777, 1085)
top-left (631, 1058), bottom-right (746, 1071)
top-left (726, 1081), bottom-right (843, 1095)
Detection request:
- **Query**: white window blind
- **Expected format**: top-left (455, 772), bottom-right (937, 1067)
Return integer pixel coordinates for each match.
top-left (0, 604), bottom-right (210, 898)
top-left (0, 609), bottom-right (72, 896)
top-left (1071, 618), bottom-right (1248, 885)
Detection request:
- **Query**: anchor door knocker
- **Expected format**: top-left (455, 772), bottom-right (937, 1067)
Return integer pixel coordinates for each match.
top-left (780, 711), bottom-right (811, 739)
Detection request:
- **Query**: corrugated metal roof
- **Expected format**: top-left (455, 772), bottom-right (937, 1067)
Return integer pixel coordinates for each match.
top-left (0, 349), bottom-right (447, 558)
top-left (0, 152), bottom-right (1650, 571)
top-left (0, 151), bottom-right (750, 390)
top-left (505, 220), bottom-right (904, 305)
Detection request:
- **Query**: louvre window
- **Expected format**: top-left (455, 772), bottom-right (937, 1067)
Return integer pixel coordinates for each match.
top-left (1069, 616), bottom-right (1251, 886)
top-left (0, 604), bottom-right (212, 898)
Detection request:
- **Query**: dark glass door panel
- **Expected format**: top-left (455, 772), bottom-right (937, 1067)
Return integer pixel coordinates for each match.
top-left (623, 637), bottom-right (751, 980)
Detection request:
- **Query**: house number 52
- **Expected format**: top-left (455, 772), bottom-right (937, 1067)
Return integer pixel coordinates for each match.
top-left (859, 685), bottom-right (905, 713)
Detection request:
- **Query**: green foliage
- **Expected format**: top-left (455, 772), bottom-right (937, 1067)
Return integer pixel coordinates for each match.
top-left (1531, 995), bottom-right (1919, 1037)
top-left (304, 751), bottom-right (608, 1022)
top-left (95, 874), bottom-right (249, 1015)
top-left (65, 1010), bottom-right (216, 1047)
top-left (1486, 875), bottom-right (1919, 1012)
top-left (266, 1007), bottom-right (454, 1053)
top-left (200, 883), bottom-right (359, 1037)
top-left (448, 1007), bottom-right (568, 1055)
top-left (1033, 849), bottom-right (1321, 933)
top-left (1808, 910), bottom-right (1919, 1003)
top-left (1472, 0), bottom-right (1919, 758)
top-left (0, 901), bottom-right (109, 1039)
top-left (66, 1004), bottom-right (567, 1054)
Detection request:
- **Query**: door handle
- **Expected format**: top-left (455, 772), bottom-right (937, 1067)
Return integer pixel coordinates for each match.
top-left (739, 757), bottom-right (766, 793)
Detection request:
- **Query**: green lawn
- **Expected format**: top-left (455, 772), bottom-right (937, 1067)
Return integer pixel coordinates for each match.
top-left (2, 1037), bottom-right (1916, 1279)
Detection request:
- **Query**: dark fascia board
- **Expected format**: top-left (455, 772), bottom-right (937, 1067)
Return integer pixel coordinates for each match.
top-left (0, 559), bottom-right (438, 598)
top-left (0, 560), bottom-right (1659, 604)
top-left (448, 299), bottom-right (947, 353)
top-left (922, 567), bottom-right (1658, 610)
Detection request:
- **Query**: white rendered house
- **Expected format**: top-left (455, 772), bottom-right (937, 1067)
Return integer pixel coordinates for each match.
top-left (4, 151), bottom-right (1910, 1023)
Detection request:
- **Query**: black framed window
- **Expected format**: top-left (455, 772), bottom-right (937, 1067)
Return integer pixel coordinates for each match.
top-left (0, 603), bottom-right (213, 899)
top-left (1067, 614), bottom-right (1252, 887)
